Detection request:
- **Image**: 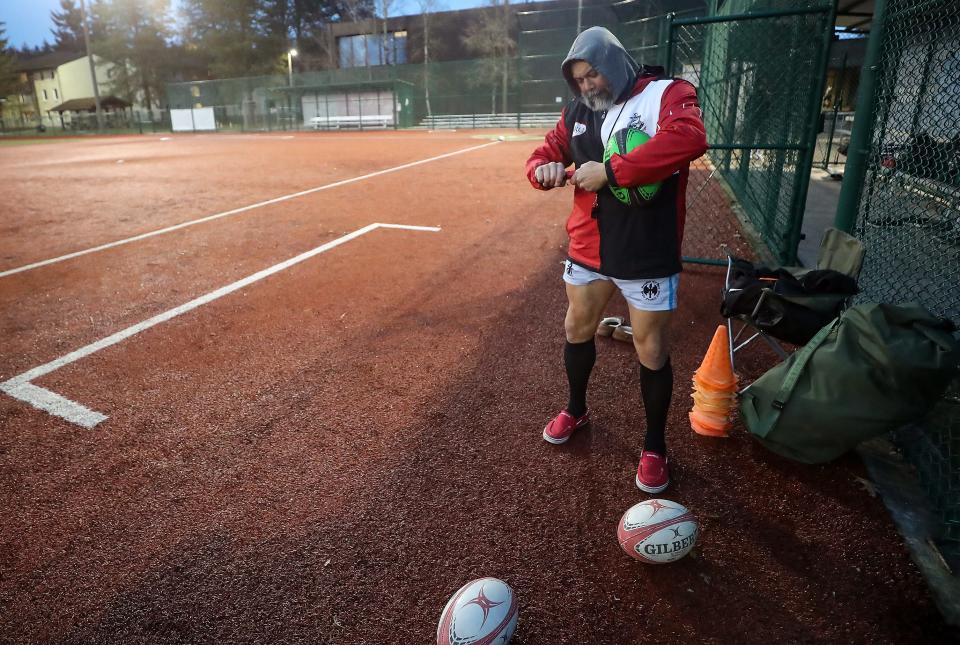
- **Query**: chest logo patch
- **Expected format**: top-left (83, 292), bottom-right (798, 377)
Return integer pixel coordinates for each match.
top-left (628, 113), bottom-right (646, 131)
top-left (572, 122), bottom-right (587, 137)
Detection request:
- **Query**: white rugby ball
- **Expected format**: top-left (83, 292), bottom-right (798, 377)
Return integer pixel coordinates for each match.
top-left (437, 577), bottom-right (518, 645)
top-left (617, 498), bottom-right (698, 564)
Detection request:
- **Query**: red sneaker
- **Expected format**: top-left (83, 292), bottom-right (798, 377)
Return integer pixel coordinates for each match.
top-left (542, 410), bottom-right (590, 444)
top-left (636, 451), bottom-right (670, 493)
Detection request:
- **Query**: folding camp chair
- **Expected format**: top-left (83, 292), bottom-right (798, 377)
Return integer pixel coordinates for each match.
top-left (722, 228), bottom-right (866, 384)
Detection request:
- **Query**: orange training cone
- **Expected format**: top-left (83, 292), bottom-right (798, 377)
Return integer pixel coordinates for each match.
top-left (693, 326), bottom-right (737, 390)
top-left (690, 325), bottom-right (738, 437)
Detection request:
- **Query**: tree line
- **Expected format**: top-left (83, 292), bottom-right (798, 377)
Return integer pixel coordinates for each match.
top-left (2, 0), bottom-right (500, 110)
top-left (1, 0), bottom-right (517, 117)
top-left (48, 0), bottom-right (383, 107)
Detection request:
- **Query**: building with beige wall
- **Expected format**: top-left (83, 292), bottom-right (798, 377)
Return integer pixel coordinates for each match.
top-left (3, 51), bottom-right (136, 131)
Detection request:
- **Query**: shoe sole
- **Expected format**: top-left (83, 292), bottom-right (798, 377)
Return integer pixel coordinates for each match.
top-left (542, 421), bottom-right (589, 444)
top-left (542, 431), bottom-right (570, 444)
top-left (596, 317), bottom-right (623, 337)
top-left (635, 474), bottom-right (669, 494)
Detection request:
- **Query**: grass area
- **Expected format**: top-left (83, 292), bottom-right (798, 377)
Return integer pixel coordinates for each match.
top-left (0, 138), bottom-right (76, 147)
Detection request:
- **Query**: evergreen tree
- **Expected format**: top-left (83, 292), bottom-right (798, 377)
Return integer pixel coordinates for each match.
top-left (181, 0), bottom-right (373, 78)
top-left (0, 24), bottom-right (20, 121)
top-left (51, 0), bottom-right (85, 51)
top-left (180, 0), bottom-right (284, 78)
top-left (93, 0), bottom-right (173, 108)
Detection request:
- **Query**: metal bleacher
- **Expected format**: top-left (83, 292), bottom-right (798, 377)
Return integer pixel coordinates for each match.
top-left (416, 112), bottom-right (559, 129)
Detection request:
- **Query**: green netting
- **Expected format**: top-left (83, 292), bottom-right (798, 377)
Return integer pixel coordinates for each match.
top-left (167, 58), bottom-right (524, 131)
top-left (165, 3), bottom-right (716, 131)
top-left (846, 0), bottom-right (960, 561)
top-left (517, 1), bottom-right (705, 113)
top-left (670, 0), bottom-right (833, 264)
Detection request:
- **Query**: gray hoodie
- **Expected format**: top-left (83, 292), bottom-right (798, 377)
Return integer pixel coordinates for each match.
top-left (561, 27), bottom-right (640, 105)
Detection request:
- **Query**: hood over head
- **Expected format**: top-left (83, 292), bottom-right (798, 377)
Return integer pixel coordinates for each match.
top-left (562, 27), bottom-right (640, 105)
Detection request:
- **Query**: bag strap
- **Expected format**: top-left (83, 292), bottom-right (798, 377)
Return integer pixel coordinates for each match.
top-left (747, 318), bottom-right (839, 438)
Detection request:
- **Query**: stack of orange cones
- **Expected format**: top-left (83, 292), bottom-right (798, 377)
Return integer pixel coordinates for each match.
top-left (689, 325), bottom-right (738, 437)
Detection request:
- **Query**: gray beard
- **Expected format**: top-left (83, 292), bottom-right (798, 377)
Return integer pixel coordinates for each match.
top-left (582, 90), bottom-right (614, 112)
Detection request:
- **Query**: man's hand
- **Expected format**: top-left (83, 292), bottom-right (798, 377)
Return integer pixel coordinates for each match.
top-left (572, 161), bottom-right (608, 192)
top-left (535, 162), bottom-right (568, 188)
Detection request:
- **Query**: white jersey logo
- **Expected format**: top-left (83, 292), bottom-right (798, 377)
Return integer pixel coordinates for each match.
top-left (572, 122), bottom-right (587, 137)
top-left (601, 79), bottom-right (673, 142)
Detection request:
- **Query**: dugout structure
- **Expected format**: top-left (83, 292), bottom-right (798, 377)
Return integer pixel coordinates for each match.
top-left (272, 80), bottom-right (415, 130)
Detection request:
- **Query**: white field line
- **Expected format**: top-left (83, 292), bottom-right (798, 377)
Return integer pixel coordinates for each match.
top-left (0, 223), bottom-right (441, 429)
top-left (0, 141), bottom-right (497, 279)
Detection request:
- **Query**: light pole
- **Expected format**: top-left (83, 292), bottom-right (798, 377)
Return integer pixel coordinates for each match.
top-left (287, 49), bottom-right (298, 87)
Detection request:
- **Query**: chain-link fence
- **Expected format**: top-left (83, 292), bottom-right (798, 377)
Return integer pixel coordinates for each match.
top-left (516, 0), bottom-right (617, 114)
top-left (0, 107), bottom-right (171, 136)
top-left (515, 0), bottom-right (705, 115)
top-left (836, 0), bottom-right (960, 562)
top-left (166, 58), bottom-right (534, 132)
top-left (813, 109), bottom-right (854, 173)
top-left (669, 0), bottom-right (834, 265)
top-left (163, 2), bottom-right (706, 133)
top-left (812, 42), bottom-right (862, 174)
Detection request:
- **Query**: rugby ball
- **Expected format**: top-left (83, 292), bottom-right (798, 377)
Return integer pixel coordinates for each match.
top-left (602, 127), bottom-right (662, 205)
top-left (617, 498), bottom-right (698, 564)
top-left (437, 577), bottom-right (518, 645)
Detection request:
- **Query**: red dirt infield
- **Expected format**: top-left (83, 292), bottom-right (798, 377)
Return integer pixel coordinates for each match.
top-left (0, 131), bottom-right (952, 643)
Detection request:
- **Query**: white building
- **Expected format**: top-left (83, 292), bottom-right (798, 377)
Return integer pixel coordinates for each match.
top-left (10, 51), bottom-right (140, 130)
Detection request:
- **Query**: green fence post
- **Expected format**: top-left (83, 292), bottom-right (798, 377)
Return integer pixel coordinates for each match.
top-left (392, 81), bottom-right (399, 130)
top-left (783, 0), bottom-right (838, 265)
top-left (822, 50), bottom-right (847, 170)
top-left (823, 103), bottom-right (838, 170)
top-left (664, 13), bottom-right (676, 75)
top-left (657, 14), bottom-right (668, 68)
top-left (728, 60), bottom-right (744, 176)
top-left (835, 0), bottom-right (889, 233)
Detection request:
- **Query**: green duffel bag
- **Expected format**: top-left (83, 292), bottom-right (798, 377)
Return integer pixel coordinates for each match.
top-left (740, 302), bottom-right (960, 464)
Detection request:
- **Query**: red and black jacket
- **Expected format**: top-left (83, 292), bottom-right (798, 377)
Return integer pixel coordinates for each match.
top-left (526, 70), bottom-right (708, 279)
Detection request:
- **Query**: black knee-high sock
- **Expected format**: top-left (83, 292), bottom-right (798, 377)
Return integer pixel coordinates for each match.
top-left (640, 357), bottom-right (673, 455)
top-left (564, 339), bottom-right (596, 418)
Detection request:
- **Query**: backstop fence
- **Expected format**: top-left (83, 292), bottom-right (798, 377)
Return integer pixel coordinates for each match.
top-left (516, 0), bottom-right (706, 115)
top-left (835, 0), bottom-right (960, 563)
top-left (162, 1), bottom-right (705, 134)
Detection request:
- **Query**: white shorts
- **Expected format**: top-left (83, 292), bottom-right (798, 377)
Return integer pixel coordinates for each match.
top-left (562, 260), bottom-right (680, 311)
